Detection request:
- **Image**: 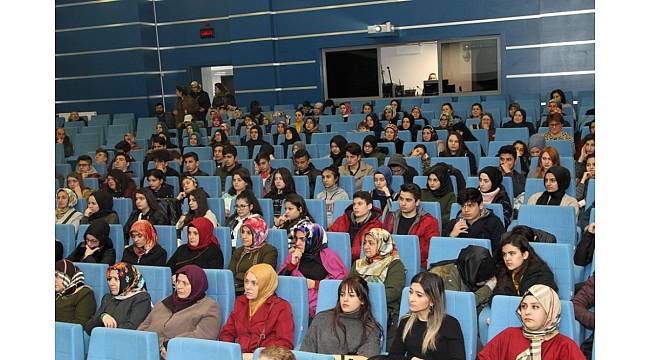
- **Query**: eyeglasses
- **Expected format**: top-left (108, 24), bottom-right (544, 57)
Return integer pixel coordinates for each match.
top-left (235, 204), bottom-right (250, 209)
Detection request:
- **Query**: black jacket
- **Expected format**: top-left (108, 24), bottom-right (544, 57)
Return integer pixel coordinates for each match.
top-left (166, 243), bottom-right (224, 274)
top-left (574, 229), bottom-right (595, 266)
top-left (294, 163), bottom-right (322, 198)
top-left (121, 244), bottom-right (168, 266)
top-left (493, 261), bottom-right (558, 297)
top-left (490, 186), bottom-right (513, 229)
top-left (84, 292), bottom-right (152, 335)
top-left (442, 209), bottom-right (506, 255)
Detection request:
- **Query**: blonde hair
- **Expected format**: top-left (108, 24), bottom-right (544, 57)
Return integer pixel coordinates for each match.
top-left (401, 272), bottom-right (447, 354)
top-left (259, 346), bottom-right (296, 360)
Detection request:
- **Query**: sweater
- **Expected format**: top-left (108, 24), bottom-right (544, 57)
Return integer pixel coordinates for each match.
top-left (137, 296), bottom-right (221, 347)
top-left (572, 274), bottom-right (595, 329)
top-left (300, 309), bottom-right (381, 357)
top-left (527, 192), bottom-right (580, 219)
top-left (229, 244), bottom-right (278, 295)
top-left (84, 291), bottom-right (152, 335)
top-left (478, 327), bottom-right (585, 359)
top-left (219, 294), bottom-right (295, 353)
top-left (55, 286), bottom-right (96, 325)
top-left (316, 185), bottom-right (349, 227)
top-left (121, 244), bottom-right (168, 266)
top-left (388, 315), bottom-right (465, 360)
top-left (80, 212), bottom-right (120, 225)
top-left (166, 243), bottom-right (224, 273)
top-left (384, 208), bottom-right (440, 269)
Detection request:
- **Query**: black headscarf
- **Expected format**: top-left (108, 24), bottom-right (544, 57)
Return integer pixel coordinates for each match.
top-left (88, 191), bottom-right (117, 221)
top-left (536, 166), bottom-right (571, 206)
top-left (512, 108), bottom-right (527, 123)
top-left (456, 245), bottom-right (496, 292)
top-left (365, 113), bottom-right (382, 138)
top-left (83, 219), bottom-right (114, 262)
top-left (210, 129), bottom-right (229, 147)
top-left (424, 166), bottom-right (453, 198)
top-left (451, 121), bottom-right (478, 142)
top-left (245, 125), bottom-right (267, 154)
top-left (329, 135), bottom-right (348, 167)
top-left (479, 166), bottom-right (503, 193)
top-left (362, 135), bottom-right (378, 157)
top-left (282, 127), bottom-right (300, 156)
top-left (106, 169), bottom-right (130, 198)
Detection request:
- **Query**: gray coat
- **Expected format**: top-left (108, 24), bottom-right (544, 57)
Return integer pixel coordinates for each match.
top-left (300, 309), bottom-right (381, 357)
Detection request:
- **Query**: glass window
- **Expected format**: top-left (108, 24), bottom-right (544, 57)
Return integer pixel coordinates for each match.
top-left (439, 37), bottom-right (500, 93)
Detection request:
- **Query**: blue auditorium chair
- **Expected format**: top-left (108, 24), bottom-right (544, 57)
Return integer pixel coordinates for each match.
top-left (487, 141), bottom-right (515, 157)
top-left (87, 327), bottom-right (159, 360)
top-left (338, 176), bottom-right (356, 198)
top-left (112, 198), bottom-right (132, 227)
top-left (530, 242), bottom-right (575, 300)
top-left (516, 205), bottom-right (577, 245)
top-left (197, 160), bottom-right (216, 176)
top-left (183, 146), bottom-right (213, 161)
top-left (136, 117), bottom-right (158, 138)
top-left (136, 265), bottom-right (172, 304)
top-left (331, 200), bottom-right (352, 222)
top-left (196, 176), bottom-right (221, 198)
top-left (477, 156), bottom-right (522, 173)
top-left (464, 141), bottom-right (482, 159)
top-left (277, 275), bottom-right (310, 348)
top-left (76, 224), bottom-right (125, 261)
top-left (55, 322), bottom-right (85, 360)
top-left (403, 142), bottom-right (438, 158)
top-left (257, 198), bottom-right (275, 228)
top-left (428, 237), bottom-right (491, 268)
top-left (528, 156), bottom-right (576, 179)
top-left (470, 128), bottom-right (489, 154)
top-left (88, 114), bottom-right (109, 127)
top-left (206, 197), bottom-right (226, 226)
top-left (434, 157), bottom-right (471, 179)
top-left (419, 201), bottom-right (442, 233)
top-left (399, 289), bottom-right (478, 360)
top-left (204, 269), bottom-right (235, 327)
top-left (167, 339), bottom-right (241, 360)
top-left (362, 174), bottom-right (403, 193)
top-left (487, 295), bottom-right (579, 343)
top-left (266, 229), bottom-right (289, 270)
top-left (495, 127), bottom-right (530, 142)
top-left (293, 175), bottom-right (309, 198)
top-left (325, 232), bottom-right (352, 267)
top-left (303, 199), bottom-right (327, 227)
top-left (524, 178), bottom-right (576, 201)
top-left (392, 234), bottom-right (420, 281)
top-left (310, 132), bottom-right (338, 144)
top-left (310, 157), bottom-right (333, 171)
top-left (153, 225), bottom-right (177, 262)
top-left (73, 263), bottom-right (109, 308)
top-left (545, 140), bottom-right (575, 157)
top-left (585, 180), bottom-right (595, 209)
top-left (56, 163), bottom-right (72, 178)
top-left (55, 224), bottom-right (77, 258)
top-left (312, 175), bottom-right (351, 201)
top-left (55, 143), bottom-right (65, 164)
top-left (271, 158), bottom-right (294, 171)
top-left (316, 280), bottom-right (388, 352)
top-left (315, 143), bottom-right (330, 158)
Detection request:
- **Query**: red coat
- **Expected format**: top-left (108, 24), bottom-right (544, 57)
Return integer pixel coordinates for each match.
top-left (219, 294), bottom-right (294, 353)
top-left (328, 207), bottom-right (383, 261)
top-left (384, 209), bottom-right (440, 269)
top-left (478, 327), bottom-right (585, 360)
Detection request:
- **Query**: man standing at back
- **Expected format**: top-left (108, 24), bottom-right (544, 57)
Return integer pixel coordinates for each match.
top-left (383, 183), bottom-right (440, 269)
top-left (190, 81), bottom-right (211, 126)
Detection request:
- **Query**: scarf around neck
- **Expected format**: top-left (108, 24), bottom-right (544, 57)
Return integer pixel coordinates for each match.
top-left (354, 228), bottom-right (399, 282)
top-left (516, 284), bottom-right (562, 360)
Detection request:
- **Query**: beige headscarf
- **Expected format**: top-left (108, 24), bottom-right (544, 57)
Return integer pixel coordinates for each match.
top-left (515, 284), bottom-right (562, 360)
top-left (246, 263), bottom-right (278, 317)
top-left (354, 228), bottom-right (399, 282)
top-left (55, 188), bottom-right (78, 219)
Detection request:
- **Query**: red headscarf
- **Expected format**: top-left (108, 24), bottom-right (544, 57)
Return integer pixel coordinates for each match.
top-left (130, 220), bottom-right (158, 257)
top-left (187, 217), bottom-right (219, 251)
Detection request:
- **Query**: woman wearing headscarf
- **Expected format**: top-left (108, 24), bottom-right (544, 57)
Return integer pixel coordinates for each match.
top-left (279, 223), bottom-right (348, 317)
top-left (399, 114), bottom-right (418, 142)
top-left (101, 169), bottom-right (137, 199)
top-left (362, 134), bottom-right (387, 166)
top-left (428, 245), bottom-right (496, 312)
top-left (210, 128), bottom-right (230, 148)
top-left (84, 262), bottom-right (152, 334)
top-left (372, 166), bottom-right (399, 222)
top-left (478, 166), bottom-right (513, 228)
top-left (282, 127), bottom-right (301, 158)
top-left (502, 108), bottom-right (536, 137)
top-left (439, 130), bottom-right (478, 176)
top-left (303, 117), bottom-right (320, 144)
top-left (365, 113), bottom-right (382, 138)
top-left (67, 219), bottom-right (116, 264)
top-left (527, 166), bottom-right (579, 219)
top-left (55, 259), bottom-right (96, 325)
top-left (381, 105), bottom-right (397, 124)
top-left (55, 188), bottom-right (84, 233)
top-left (421, 166), bottom-right (457, 227)
top-left (219, 263), bottom-right (295, 353)
top-left (478, 284), bottom-right (584, 359)
top-left (350, 229), bottom-right (406, 347)
top-left (380, 124), bottom-right (405, 154)
top-left (245, 125), bottom-right (270, 156)
top-left (329, 134), bottom-right (348, 168)
top-left (122, 220), bottom-right (167, 266)
top-left (80, 190), bottom-right (120, 224)
top-left (167, 217), bottom-right (224, 273)
top-left (138, 264), bottom-right (222, 359)
top-left (229, 216), bottom-right (278, 295)
top-left (339, 102), bottom-right (352, 122)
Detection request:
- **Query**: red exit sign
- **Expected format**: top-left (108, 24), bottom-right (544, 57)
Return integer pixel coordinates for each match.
top-left (200, 27), bottom-right (215, 38)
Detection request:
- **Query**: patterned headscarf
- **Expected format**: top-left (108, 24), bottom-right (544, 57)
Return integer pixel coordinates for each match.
top-left (292, 222), bottom-right (328, 261)
top-left (130, 220), bottom-right (158, 258)
top-left (56, 188), bottom-right (78, 219)
top-left (246, 263), bottom-right (278, 317)
top-left (354, 228), bottom-right (399, 282)
top-left (515, 284), bottom-right (562, 360)
top-left (55, 259), bottom-right (85, 298)
top-left (383, 105), bottom-right (396, 120)
top-left (106, 262), bottom-right (146, 300)
top-left (241, 215), bottom-right (269, 254)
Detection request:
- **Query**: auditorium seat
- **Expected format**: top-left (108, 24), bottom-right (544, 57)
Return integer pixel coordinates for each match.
top-left (112, 198), bottom-right (133, 227)
top-left (195, 176), bottom-right (221, 198)
top-left (277, 275), bottom-right (310, 348)
top-left (167, 338), bottom-right (241, 360)
top-left (331, 200), bottom-right (352, 222)
top-left (204, 269), bottom-right (235, 327)
top-left (392, 234), bottom-right (420, 281)
top-left (136, 265), bottom-right (172, 304)
top-left (450, 202), bottom-right (505, 226)
top-left (55, 322), bottom-right (85, 360)
top-left (428, 237), bottom-right (492, 268)
top-left (87, 327), bottom-right (159, 360)
top-left (153, 225), bottom-right (177, 262)
top-left (530, 242), bottom-right (575, 300)
top-left (183, 146), bottom-right (213, 161)
top-left (516, 205), bottom-right (578, 246)
top-left (76, 224), bottom-right (125, 261)
top-left (56, 224), bottom-right (77, 259)
top-left (325, 232), bottom-right (352, 267)
top-left (294, 175), bottom-right (309, 198)
top-left (73, 263), bottom-right (109, 308)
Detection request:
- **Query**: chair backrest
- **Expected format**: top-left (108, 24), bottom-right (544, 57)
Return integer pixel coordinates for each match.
top-left (136, 265), bottom-right (172, 304)
top-left (87, 327), bottom-right (159, 360)
top-left (428, 237), bottom-right (491, 268)
top-left (196, 176), bottom-right (222, 198)
top-left (267, 229), bottom-right (289, 271)
top-left (312, 175), bottom-right (351, 201)
top-left (73, 262), bottom-right (109, 308)
top-left (450, 202), bottom-right (505, 226)
top-left (310, 132), bottom-right (338, 144)
top-left (55, 322), bottom-right (85, 360)
top-left (311, 157), bottom-right (333, 171)
top-left (487, 141), bottom-right (515, 157)
top-left (517, 205), bottom-right (577, 246)
top-left (585, 180), bottom-right (595, 209)
top-left (403, 141), bottom-right (438, 157)
top-left (294, 175), bottom-right (309, 198)
top-left (325, 232), bottom-right (352, 267)
top-left (55, 224), bottom-right (77, 259)
top-left (204, 269), bottom-right (235, 327)
top-left (495, 127), bottom-right (530, 142)
top-left (477, 156), bottom-right (522, 173)
top-left (487, 295), bottom-right (578, 343)
top-left (530, 242), bottom-right (575, 300)
top-left (183, 146), bottom-right (213, 161)
top-left (258, 198), bottom-right (275, 228)
top-left (338, 176), bottom-right (356, 198)
top-left (545, 140), bottom-right (575, 158)
top-left (419, 201), bottom-right (442, 233)
top-left (528, 157), bottom-right (576, 179)
top-left (112, 198), bottom-right (132, 226)
top-left (76, 224), bottom-right (125, 261)
top-left (277, 276), bottom-right (310, 348)
top-left (304, 199), bottom-right (327, 227)
top-left (271, 158), bottom-right (294, 172)
top-left (362, 174), bottom-right (403, 193)
top-left (398, 289), bottom-right (478, 360)
top-left (153, 225), bottom-right (177, 262)
top-left (206, 198), bottom-right (226, 228)
top-left (315, 280), bottom-right (388, 352)
top-left (434, 157), bottom-right (470, 179)
top-left (392, 234), bottom-right (420, 282)
top-left (331, 200), bottom-right (352, 223)
top-left (167, 339), bottom-right (242, 360)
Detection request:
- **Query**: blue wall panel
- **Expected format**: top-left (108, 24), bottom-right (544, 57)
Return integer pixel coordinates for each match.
top-left (55, 98), bottom-right (152, 118)
top-left (153, 0), bottom-right (225, 22)
top-left (56, 26), bottom-right (155, 54)
top-left (55, 75), bottom-right (155, 101)
top-left (56, 51), bottom-right (155, 77)
top-left (233, 68), bottom-right (278, 90)
top-left (230, 42), bottom-right (276, 65)
top-left (159, 47), bottom-right (232, 69)
top-left (55, 0), bottom-right (148, 30)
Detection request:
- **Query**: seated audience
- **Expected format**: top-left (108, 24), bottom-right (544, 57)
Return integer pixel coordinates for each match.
top-left (266, 168), bottom-right (297, 221)
top-left (146, 169), bottom-right (175, 199)
top-left (55, 188), bottom-right (84, 233)
top-left (67, 219), bottom-right (116, 264)
top-left (502, 109), bottom-right (535, 136)
top-left (439, 131), bottom-right (478, 176)
top-left (272, 194), bottom-right (315, 243)
top-left (329, 191), bottom-right (383, 261)
top-left (329, 135), bottom-right (349, 168)
top-left (123, 188), bottom-right (170, 242)
top-left (101, 169), bottom-right (137, 199)
top-left (67, 172), bottom-right (94, 200)
top-left (226, 189), bottom-right (264, 248)
top-left (84, 262), bottom-right (152, 334)
top-left (527, 166), bottom-right (579, 219)
top-left (176, 188), bottom-right (219, 233)
top-left (372, 166), bottom-right (399, 222)
top-left (478, 166), bottom-right (513, 228)
top-left (167, 217), bottom-right (224, 273)
top-left (229, 216), bottom-right (278, 295)
top-left (339, 143), bottom-right (375, 192)
top-left (316, 165), bottom-right (350, 227)
top-left (222, 168), bottom-right (254, 218)
top-left (55, 259), bottom-right (96, 325)
top-left (122, 220), bottom-right (167, 266)
top-left (420, 166), bottom-right (457, 228)
top-left (293, 149), bottom-right (322, 198)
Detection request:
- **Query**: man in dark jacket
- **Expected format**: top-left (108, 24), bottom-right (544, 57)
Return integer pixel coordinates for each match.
top-left (214, 144), bottom-right (243, 190)
top-left (181, 152), bottom-right (209, 177)
top-left (442, 188), bottom-right (506, 255)
top-left (293, 149), bottom-right (321, 198)
top-left (190, 81), bottom-right (211, 126)
top-left (329, 191), bottom-right (383, 261)
top-left (383, 183), bottom-right (440, 269)
top-left (497, 145), bottom-right (525, 198)
top-left (387, 154), bottom-right (419, 183)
